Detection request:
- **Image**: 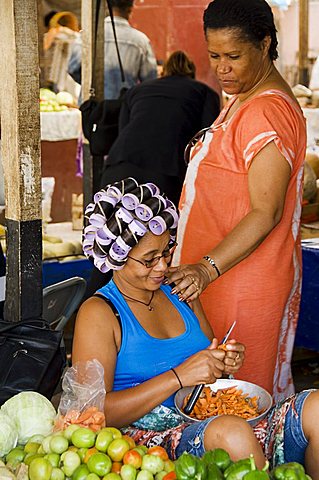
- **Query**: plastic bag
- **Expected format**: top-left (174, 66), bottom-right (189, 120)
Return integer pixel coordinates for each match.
top-left (55, 359), bottom-right (106, 431)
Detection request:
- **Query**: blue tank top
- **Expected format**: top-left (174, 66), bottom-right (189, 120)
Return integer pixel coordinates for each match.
top-left (97, 280), bottom-right (210, 408)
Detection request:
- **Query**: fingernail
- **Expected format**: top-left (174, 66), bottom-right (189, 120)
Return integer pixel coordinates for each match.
top-left (179, 296), bottom-right (184, 302)
top-left (171, 289), bottom-right (177, 294)
top-left (163, 279), bottom-right (169, 284)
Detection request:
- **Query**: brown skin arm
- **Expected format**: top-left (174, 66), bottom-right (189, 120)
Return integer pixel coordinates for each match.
top-left (72, 297), bottom-right (226, 428)
top-left (167, 140), bottom-right (292, 301)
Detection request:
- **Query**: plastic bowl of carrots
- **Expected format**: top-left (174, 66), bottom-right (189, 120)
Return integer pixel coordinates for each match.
top-left (174, 379), bottom-right (273, 427)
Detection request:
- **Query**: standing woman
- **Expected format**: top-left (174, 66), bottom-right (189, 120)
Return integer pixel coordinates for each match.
top-left (167, 0), bottom-right (306, 401)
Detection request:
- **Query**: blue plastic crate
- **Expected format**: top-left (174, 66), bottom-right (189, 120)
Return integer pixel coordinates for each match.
top-left (42, 257), bottom-right (93, 287)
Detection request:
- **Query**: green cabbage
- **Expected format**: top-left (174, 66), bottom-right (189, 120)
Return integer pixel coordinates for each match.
top-left (0, 411), bottom-right (18, 457)
top-left (1, 391), bottom-right (57, 445)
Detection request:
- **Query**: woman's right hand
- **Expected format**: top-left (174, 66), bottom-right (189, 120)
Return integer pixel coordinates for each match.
top-left (175, 338), bottom-right (226, 387)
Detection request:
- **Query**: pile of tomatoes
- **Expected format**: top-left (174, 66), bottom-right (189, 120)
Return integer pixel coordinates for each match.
top-left (2, 425), bottom-right (176, 480)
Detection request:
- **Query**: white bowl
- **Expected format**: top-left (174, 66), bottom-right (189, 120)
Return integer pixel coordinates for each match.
top-left (174, 378), bottom-right (273, 427)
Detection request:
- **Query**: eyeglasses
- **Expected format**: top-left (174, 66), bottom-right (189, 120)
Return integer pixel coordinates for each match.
top-left (184, 127), bottom-right (212, 166)
top-left (127, 241), bottom-right (178, 269)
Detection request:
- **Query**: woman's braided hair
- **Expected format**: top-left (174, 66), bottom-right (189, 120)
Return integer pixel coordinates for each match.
top-left (83, 178), bottom-right (179, 273)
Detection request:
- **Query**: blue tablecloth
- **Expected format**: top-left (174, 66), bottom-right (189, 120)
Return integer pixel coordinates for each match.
top-left (295, 246), bottom-right (319, 351)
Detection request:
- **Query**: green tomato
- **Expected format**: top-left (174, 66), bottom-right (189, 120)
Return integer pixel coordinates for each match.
top-left (44, 453), bottom-right (60, 468)
top-left (24, 453), bottom-right (45, 466)
top-left (5, 447), bottom-right (26, 467)
top-left (60, 451), bottom-right (81, 477)
top-left (132, 447), bottom-right (148, 457)
top-left (95, 430), bottom-right (114, 452)
top-left (64, 424), bottom-right (81, 442)
top-left (25, 442), bottom-right (41, 454)
top-left (121, 464), bottom-right (137, 480)
top-left (29, 435), bottom-right (45, 444)
top-left (42, 435), bottom-right (53, 454)
top-left (71, 428), bottom-right (96, 449)
top-left (87, 474), bottom-right (100, 480)
top-left (136, 470), bottom-right (154, 480)
top-left (51, 467), bottom-right (66, 480)
top-left (100, 427), bottom-right (122, 440)
top-left (107, 439), bottom-right (130, 462)
top-left (87, 452), bottom-right (112, 477)
top-left (103, 473), bottom-right (121, 480)
top-left (163, 460), bottom-right (175, 473)
top-left (29, 457), bottom-right (53, 480)
top-left (155, 472), bottom-right (167, 480)
top-left (142, 455), bottom-right (164, 475)
top-left (50, 436), bottom-right (69, 455)
top-left (71, 463), bottom-right (90, 480)
top-left (77, 447), bottom-right (88, 463)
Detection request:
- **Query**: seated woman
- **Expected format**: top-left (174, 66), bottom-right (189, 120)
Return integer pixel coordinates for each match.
top-left (73, 178), bottom-right (319, 477)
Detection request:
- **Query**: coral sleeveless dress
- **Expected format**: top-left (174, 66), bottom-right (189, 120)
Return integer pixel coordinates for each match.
top-left (173, 90), bottom-right (306, 401)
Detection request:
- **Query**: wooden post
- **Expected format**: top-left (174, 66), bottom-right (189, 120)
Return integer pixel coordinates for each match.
top-left (298, 0), bottom-right (309, 86)
top-left (0, 0), bottom-right (42, 322)
top-left (82, 0), bottom-right (105, 209)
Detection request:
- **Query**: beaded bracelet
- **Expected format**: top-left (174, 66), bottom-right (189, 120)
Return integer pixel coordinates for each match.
top-left (203, 255), bottom-right (221, 277)
top-left (171, 368), bottom-right (183, 389)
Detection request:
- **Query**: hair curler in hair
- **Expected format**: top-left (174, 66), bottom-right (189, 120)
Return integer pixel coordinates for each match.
top-left (128, 219), bottom-right (148, 239)
top-left (105, 255), bottom-right (126, 271)
top-left (95, 227), bottom-right (114, 246)
top-left (116, 206), bottom-right (134, 224)
top-left (93, 190), bottom-right (119, 219)
top-left (149, 208), bottom-right (179, 235)
top-left (122, 183), bottom-right (160, 210)
top-left (93, 240), bottom-right (109, 258)
top-left (83, 239), bottom-right (94, 256)
top-left (83, 225), bottom-right (97, 242)
top-left (135, 196), bottom-right (166, 221)
top-left (109, 241), bottom-right (130, 261)
top-left (106, 177), bottom-right (138, 199)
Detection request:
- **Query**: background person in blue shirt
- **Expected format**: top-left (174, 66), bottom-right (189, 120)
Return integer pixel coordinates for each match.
top-left (68, 0), bottom-right (157, 99)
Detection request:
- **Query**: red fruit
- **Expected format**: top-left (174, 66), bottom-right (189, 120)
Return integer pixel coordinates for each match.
top-left (147, 446), bottom-right (169, 461)
top-left (123, 449), bottom-right (142, 469)
top-left (163, 472), bottom-right (177, 480)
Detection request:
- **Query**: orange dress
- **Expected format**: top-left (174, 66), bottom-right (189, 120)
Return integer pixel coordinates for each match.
top-left (173, 90), bottom-right (306, 401)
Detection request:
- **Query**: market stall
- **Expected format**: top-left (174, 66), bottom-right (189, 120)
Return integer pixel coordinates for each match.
top-left (41, 105), bottom-right (82, 223)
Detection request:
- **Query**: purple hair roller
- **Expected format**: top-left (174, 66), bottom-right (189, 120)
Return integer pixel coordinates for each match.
top-left (116, 235), bottom-right (133, 253)
top-left (116, 207), bottom-right (133, 224)
top-left (135, 196), bottom-right (163, 221)
top-left (83, 239), bottom-right (94, 256)
top-left (106, 177), bottom-right (138, 199)
top-left (122, 185), bottom-right (154, 210)
top-left (93, 241), bottom-right (109, 258)
top-left (149, 208), bottom-right (179, 235)
top-left (94, 258), bottom-right (110, 273)
top-left (128, 219), bottom-right (148, 237)
top-left (84, 225), bottom-right (97, 241)
top-left (89, 213), bottom-right (106, 228)
top-left (102, 223), bottom-right (117, 240)
top-left (96, 227), bottom-right (113, 245)
top-left (85, 202), bottom-right (95, 215)
top-left (105, 255), bottom-right (126, 271)
top-left (109, 242), bottom-right (129, 261)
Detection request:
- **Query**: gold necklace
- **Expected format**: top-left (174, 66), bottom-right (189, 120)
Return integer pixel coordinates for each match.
top-left (118, 288), bottom-right (155, 311)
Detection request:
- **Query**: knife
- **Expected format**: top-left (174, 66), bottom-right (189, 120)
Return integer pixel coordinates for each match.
top-left (183, 320), bottom-right (237, 415)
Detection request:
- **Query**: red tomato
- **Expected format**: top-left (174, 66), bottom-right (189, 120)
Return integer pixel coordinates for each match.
top-left (163, 472), bottom-right (177, 480)
top-left (123, 449), bottom-right (142, 469)
top-left (122, 435), bottom-right (136, 449)
top-left (147, 447), bottom-right (169, 461)
top-left (111, 461), bottom-right (123, 474)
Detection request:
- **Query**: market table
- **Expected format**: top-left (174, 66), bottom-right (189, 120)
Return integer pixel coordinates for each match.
top-left (41, 109), bottom-right (82, 223)
top-left (295, 242), bottom-right (319, 351)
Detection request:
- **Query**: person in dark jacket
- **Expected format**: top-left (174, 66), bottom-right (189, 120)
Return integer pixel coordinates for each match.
top-left (0, 242), bottom-right (5, 319)
top-left (101, 50), bottom-right (220, 206)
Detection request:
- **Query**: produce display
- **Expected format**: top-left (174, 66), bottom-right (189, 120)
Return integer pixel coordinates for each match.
top-left (182, 387), bottom-right (262, 421)
top-left (40, 89), bottom-right (76, 112)
top-left (0, 390), bottom-right (311, 480)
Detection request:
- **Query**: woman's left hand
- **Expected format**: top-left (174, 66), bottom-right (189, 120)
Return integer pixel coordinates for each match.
top-left (165, 262), bottom-right (213, 302)
top-left (223, 340), bottom-right (245, 374)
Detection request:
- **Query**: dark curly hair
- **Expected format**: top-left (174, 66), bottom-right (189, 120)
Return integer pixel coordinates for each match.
top-left (109, 0), bottom-right (134, 14)
top-left (203, 0), bottom-right (278, 61)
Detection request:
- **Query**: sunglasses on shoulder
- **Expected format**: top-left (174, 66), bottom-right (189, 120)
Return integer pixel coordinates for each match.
top-left (184, 127), bottom-right (212, 166)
